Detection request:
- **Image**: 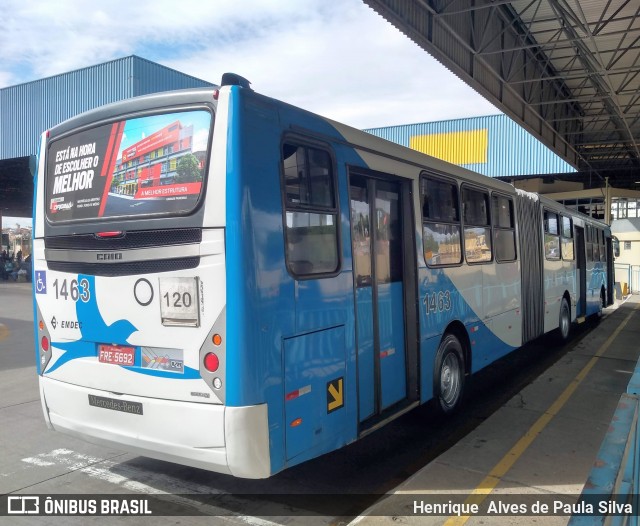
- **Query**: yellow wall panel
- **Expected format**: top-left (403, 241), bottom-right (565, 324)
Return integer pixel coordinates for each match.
top-left (409, 129), bottom-right (488, 165)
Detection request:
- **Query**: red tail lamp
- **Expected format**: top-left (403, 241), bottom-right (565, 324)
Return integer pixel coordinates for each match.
top-left (204, 352), bottom-right (219, 372)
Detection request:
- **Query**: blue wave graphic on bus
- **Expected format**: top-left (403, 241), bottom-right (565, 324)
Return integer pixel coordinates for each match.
top-left (46, 275), bottom-right (137, 373)
top-left (590, 263), bottom-right (606, 290)
top-left (124, 367), bottom-right (200, 379)
top-left (46, 275), bottom-right (199, 378)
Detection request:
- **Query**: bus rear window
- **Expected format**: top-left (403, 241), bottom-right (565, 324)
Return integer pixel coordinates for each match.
top-left (45, 109), bottom-right (212, 223)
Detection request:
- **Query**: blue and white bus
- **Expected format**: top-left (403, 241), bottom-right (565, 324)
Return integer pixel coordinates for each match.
top-left (33, 74), bottom-right (613, 478)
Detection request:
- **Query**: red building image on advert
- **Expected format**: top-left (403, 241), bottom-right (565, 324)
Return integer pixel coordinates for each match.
top-left (111, 119), bottom-right (204, 200)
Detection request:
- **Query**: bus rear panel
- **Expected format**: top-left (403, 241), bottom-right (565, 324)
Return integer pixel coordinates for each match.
top-left (34, 89), bottom-right (271, 478)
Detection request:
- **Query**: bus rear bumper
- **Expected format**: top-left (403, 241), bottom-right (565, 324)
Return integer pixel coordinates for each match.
top-left (39, 377), bottom-right (271, 479)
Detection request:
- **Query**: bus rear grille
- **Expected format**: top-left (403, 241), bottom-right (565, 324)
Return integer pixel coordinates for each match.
top-left (46, 257), bottom-right (200, 277)
top-left (44, 228), bottom-right (202, 250)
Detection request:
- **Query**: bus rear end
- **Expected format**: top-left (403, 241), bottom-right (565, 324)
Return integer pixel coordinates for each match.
top-left (33, 88), bottom-right (270, 478)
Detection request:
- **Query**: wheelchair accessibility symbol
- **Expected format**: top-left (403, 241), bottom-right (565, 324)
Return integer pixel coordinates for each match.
top-left (35, 271), bottom-right (47, 294)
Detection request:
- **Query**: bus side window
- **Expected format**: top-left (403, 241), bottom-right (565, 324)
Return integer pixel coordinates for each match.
top-left (543, 210), bottom-right (560, 260)
top-left (593, 228), bottom-right (601, 262)
top-left (491, 194), bottom-right (516, 262)
top-left (462, 186), bottom-right (492, 264)
top-left (421, 175), bottom-right (462, 266)
top-left (281, 142), bottom-right (339, 278)
top-left (561, 215), bottom-right (574, 261)
top-left (599, 229), bottom-right (606, 262)
top-left (586, 225), bottom-right (593, 262)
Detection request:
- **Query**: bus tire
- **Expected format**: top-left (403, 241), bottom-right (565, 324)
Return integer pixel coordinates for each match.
top-left (434, 333), bottom-right (465, 414)
top-left (557, 297), bottom-right (571, 343)
top-left (597, 288), bottom-right (605, 319)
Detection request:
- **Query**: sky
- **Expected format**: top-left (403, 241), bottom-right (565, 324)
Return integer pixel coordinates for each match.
top-left (0, 0), bottom-right (500, 128)
top-left (2, 217), bottom-right (30, 230)
top-left (0, 0), bottom-right (501, 228)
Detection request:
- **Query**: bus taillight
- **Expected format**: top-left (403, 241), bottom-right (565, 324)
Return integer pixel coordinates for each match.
top-left (41, 336), bottom-right (49, 352)
top-left (204, 352), bottom-right (219, 372)
top-left (95, 231), bottom-right (124, 238)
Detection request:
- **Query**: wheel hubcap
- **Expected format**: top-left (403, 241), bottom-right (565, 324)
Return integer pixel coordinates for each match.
top-left (441, 353), bottom-right (460, 406)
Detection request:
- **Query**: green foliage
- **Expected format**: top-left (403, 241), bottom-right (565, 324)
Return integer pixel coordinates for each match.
top-left (424, 233), bottom-right (440, 253)
top-left (175, 154), bottom-right (202, 182)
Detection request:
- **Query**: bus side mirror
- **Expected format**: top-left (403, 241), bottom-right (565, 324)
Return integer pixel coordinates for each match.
top-left (613, 236), bottom-right (620, 258)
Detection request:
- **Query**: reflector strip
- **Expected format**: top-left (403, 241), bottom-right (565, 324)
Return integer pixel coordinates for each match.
top-left (380, 348), bottom-right (396, 359)
top-left (285, 384), bottom-right (311, 401)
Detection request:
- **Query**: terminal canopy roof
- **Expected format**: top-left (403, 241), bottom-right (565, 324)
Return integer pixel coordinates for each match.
top-left (364, 0), bottom-right (640, 189)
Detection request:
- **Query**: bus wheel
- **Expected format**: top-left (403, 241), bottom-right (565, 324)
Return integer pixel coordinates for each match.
top-left (434, 333), bottom-right (465, 414)
top-left (597, 288), bottom-right (605, 319)
top-left (557, 297), bottom-right (571, 343)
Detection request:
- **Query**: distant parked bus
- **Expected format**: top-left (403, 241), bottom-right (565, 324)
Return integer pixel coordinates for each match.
top-left (33, 74), bottom-right (613, 478)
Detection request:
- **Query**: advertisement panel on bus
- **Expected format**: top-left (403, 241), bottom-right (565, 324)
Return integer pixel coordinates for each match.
top-left (45, 110), bottom-right (211, 222)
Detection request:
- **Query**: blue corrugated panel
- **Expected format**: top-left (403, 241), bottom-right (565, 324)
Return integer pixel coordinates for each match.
top-left (364, 114), bottom-right (576, 177)
top-left (131, 56), bottom-right (213, 96)
top-left (0, 56), bottom-right (213, 160)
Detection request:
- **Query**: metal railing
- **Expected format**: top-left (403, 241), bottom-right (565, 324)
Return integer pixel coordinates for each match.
top-left (615, 264), bottom-right (640, 294)
top-left (569, 358), bottom-right (640, 525)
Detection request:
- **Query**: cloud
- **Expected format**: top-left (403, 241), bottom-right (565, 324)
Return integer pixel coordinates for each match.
top-left (0, 0), bottom-right (500, 128)
top-left (0, 71), bottom-right (16, 88)
top-left (192, 129), bottom-right (209, 153)
top-left (163, 1), bottom-right (500, 127)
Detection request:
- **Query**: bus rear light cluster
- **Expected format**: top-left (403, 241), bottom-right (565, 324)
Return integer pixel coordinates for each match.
top-left (36, 306), bottom-right (53, 375)
top-left (198, 308), bottom-right (226, 400)
top-left (203, 352), bottom-right (219, 372)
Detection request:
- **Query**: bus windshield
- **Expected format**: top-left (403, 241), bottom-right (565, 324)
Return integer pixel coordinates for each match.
top-left (45, 109), bottom-right (212, 223)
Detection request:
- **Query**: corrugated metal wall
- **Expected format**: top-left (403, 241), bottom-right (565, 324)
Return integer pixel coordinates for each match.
top-left (131, 57), bottom-right (214, 97)
top-left (0, 56), bottom-right (213, 160)
top-left (365, 114), bottom-right (576, 177)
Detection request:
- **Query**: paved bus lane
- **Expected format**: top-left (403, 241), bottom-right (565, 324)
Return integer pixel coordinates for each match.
top-left (353, 296), bottom-right (640, 525)
top-left (0, 283), bottom-right (338, 525)
top-left (0, 283), bottom-right (126, 512)
top-left (2, 279), bottom-right (636, 525)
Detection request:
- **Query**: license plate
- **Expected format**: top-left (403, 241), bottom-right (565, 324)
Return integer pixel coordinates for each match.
top-left (159, 277), bottom-right (200, 327)
top-left (98, 344), bottom-right (135, 366)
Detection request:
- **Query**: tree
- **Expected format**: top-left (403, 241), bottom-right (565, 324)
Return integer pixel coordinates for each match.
top-left (175, 154), bottom-right (202, 183)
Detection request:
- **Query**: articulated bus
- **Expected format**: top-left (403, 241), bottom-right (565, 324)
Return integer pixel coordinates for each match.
top-left (33, 74), bottom-right (614, 478)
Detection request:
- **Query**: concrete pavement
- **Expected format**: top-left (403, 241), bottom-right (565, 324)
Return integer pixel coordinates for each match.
top-left (351, 296), bottom-right (640, 525)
